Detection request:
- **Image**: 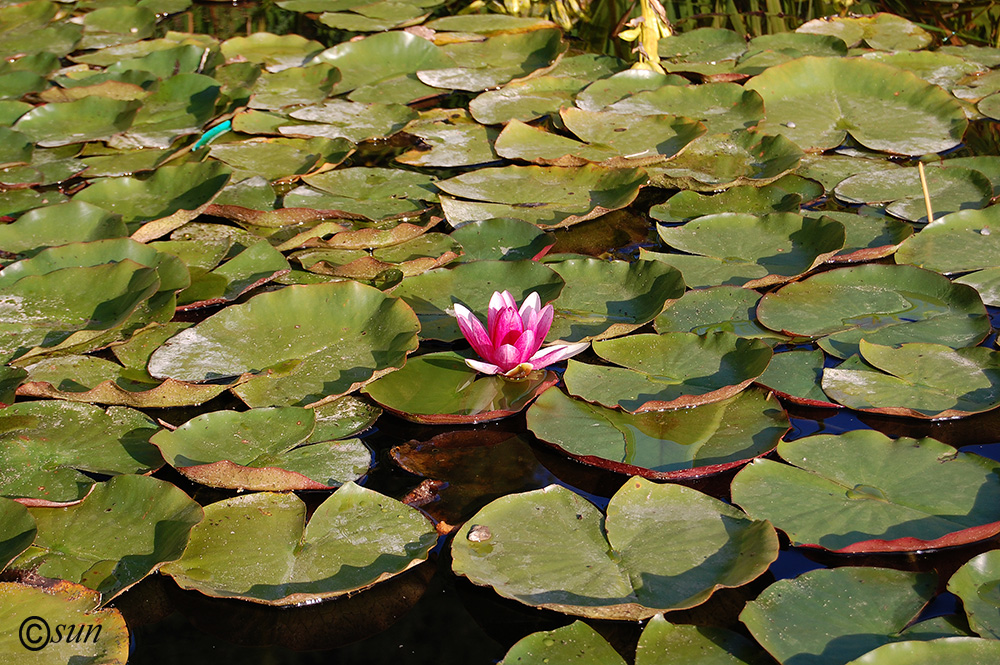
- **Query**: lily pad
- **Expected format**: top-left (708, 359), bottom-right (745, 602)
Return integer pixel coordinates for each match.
top-left (845, 638), bottom-right (1000, 665)
top-left (637, 615), bottom-right (770, 665)
top-left (797, 13), bottom-right (933, 51)
top-left (834, 166), bottom-right (991, 224)
top-left (527, 387), bottom-right (788, 479)
top-left (150, 406), bottom-right (372, 490)
top-left (390, 259), bottom-right (562, 341)
top-left (113, 73), bottom-right (220, 149)
top-left (653, 286), bottom-right (787, 342)
top-left (248, 63), bottom-right (340, 110)
top-left (755, 349), bottom-right (835, 407)
top-left (545, 258), bottom-right (684, 342)
top-left (821, 340), bottom-right (1000, 419)
top-left (0, 579), bottom-right (128, 662)
top-left (13, 96), bottom-right (139, 148)
top-left (10, 474), bottom-right (201, 601)
top-left (363, 351), bottom-right (558, 424)
top-left (565, 332), bottom-right (772, 413)
top-left (745, 56), bottom-right (967, 155)
top-left (755, 264), bottom-right (990, 359)
top-left (289, 167), bottom-right (437, 221)
top-left (422, 28), bottom-right (565, 91)
top-left (895, 206), bottom-right (1000, 273)
top-left (947, 550), bottom-right (1000, 640)
top-left (208, 137), bottom-right (353, 182)
top-left (160, 484), bottom-right (437, 605)
top-left (500, 621), bottom-right (626, 665)
top-left (395, 108), bottom-right (499, 168)
top-left (955, 268), bottom-right (1000, 306)
top-left (0, 497), bottom-right (34, 571)
top-left (468, 75), bottom-right (591, 125)
top-left (741, 567), bottom-right (939, 665)
top-left (449, 218), bottom-right (554, 263)
top-left (650, 178), bottom-right (815, 224)
top-left (807, 211), bottom-right (913, 263)
top-left (452, 477), bottom-right (778, 620)
top-left (732, 430), bottom-right (1000, 552)
top-left (437, 164), bottom-right (647, 229)
top-left (605, 83), bottom-right (764, 134)
top-left (0, 401), bottom-right (162, 505)
top-left (148, 281), bottom-right (418, 407)
top-left (221, 32), bottom-right (324, 71)
top-left (282, 100), bottom-right (417, 142)
top-left (0, 200), bottom-right (126, 256)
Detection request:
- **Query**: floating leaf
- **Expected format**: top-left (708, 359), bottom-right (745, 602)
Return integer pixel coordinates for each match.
top-left (732, 430), bottom-right (1000, 552)
top-left (565, 332), bottom-right (772, 412)
top-left (797, 13), bottom-right (933, 50)
top-left (161, 484), bottom-right (437, 605)
top-left (150, 406), bottom-right (371, 490)
top-left (289, 167), bottom-right (437, 221)
top-left (449, 218), bottom-right (554, 263)
top-left (395, 108), bottom-right (499, 168)
top-left (755, 349), bottom-right (835, 407)
top-left (834, 166), bottom-right (991, 224)
top-left (0, 201), bottom-right (126, 256)
top-left (0, 497), bottom-right (34, 571)
top-left (650, 177), bottom-right (815, 224)
top-left (0, 401), bottom-right (162, 505)
top-left (469, 76), bottom-right (590, 125)
top-left (653, 286), bottom-right (786, 342)
top-left (11, 474), bottom-right (201, 601)
top-left (452, 477), bottom-right (777, 620)
top-left (745, 57), bottom-right (966, 155)
top-left (208, 137), bottom-right (353, 181)
top-left (13, 96), bottom-right (139, 148)
top-left (822, 340), bottom-right (1000, 419)
top-left (248, 63), bottom-right (340, 110)
top-left (422, 28), bottom-right (565, 91)
top-left (282, 100), bottom-right (417, 142)
top-left (546, 258), bottom-right (684, 342)
top-left (955, 267), bottom-right (1000, 306)
top-left (845, 638), bottom-right (1000, 665)
top-left (637, 615), bottom-right (770, 665)
top-left (527, 387), bottom-right (788, 479)
top-left (148, 281), bottom-right (419, 407)
top-left (500, 621), bottom-right (626, 665)
top-left (605, 83), bottom-right (763, 134)
top-left (755, 264), bottom-right (990, 359)
top-left (363, 351), bottom-right (558, 424)
top-left (895, 206), bottom-right (1000, 273)
top-left (221, 32), bottom-right (324, 71)
top-left (947, 550), bottom-right (1000, 640)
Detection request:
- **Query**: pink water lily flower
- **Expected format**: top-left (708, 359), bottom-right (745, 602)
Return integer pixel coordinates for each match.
top-left (453, 290), bottom-right (589, 378)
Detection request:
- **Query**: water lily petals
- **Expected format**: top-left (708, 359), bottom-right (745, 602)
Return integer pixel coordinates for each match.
top-left (495, 343), bottom-right (523, 370)
top-left (454, 302), bottom-right (494, 360)
top-left (465, 358), bottom-right (502, 375)
top-left (518, 291), bottom-right (542, 325)
top-left (529, 341), bottom-right (590, 369)
top-left (513, 329), bottom-right (539, 364)
top-left (493, 307), bottom-right (524, 347)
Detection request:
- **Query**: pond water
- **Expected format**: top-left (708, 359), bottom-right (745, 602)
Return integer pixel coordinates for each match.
top-left (3, 0), bottom-right (1000, 663)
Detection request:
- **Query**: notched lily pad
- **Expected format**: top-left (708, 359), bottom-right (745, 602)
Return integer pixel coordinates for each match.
top-left (565, 332), bottom-right (772, 413)
top-left (150, 406), bottom-right (372, 490)
top-left (732, 430), bottom-right (1000, 552)
top-left (948, 550), bottom-right (1000, 640)
top-left (452, 477), bottom-right (778, 620)
top-left (161, 484), bottom-right (437, 605)
top-left (363, 351), bottom-right (558, 424)
top-left (527, 387), bottom-right (788, 480)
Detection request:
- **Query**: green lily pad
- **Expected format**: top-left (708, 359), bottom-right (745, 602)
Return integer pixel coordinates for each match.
top-left (177, 238), bottom-right (290, 308)
top-left (281, 100), bottom-right (417, 142)
top-left (422, 28), bottom-right (565, 91)
top-left (806, 211), bottom-right (913, 263)
top-left (745, 56), bottom-right (967, 155)
top-left (755, 264), bottom-right (990, 359)
top-left (0, 579), bottom-right (128, 662)
top-left (637, 614), bottom-right (770, 665)
top-left (845, 638), bottom-right (1000, 665)
top-left (314, 30), bottom-right (454, 103)
top-left (564, 332), bottom-right (773, 413)
top-left (860, 50), bottom-right (984, 89)
top-left (449, 218), bottom-right (554, 263)
top-left (0, 201), bottom-right (126, 256)
top-left (495, 109), bottom-right (705, 167)
top-left (797, 13), bottom-right (933, 50)
top-left (741, 567), bottom-right (938, 665)
top-left (150, 406), bottom-right (371, 490)
top-left (895, 206), bottom-right (1000, 273)
top-left (209, 137), bottom-right (352, 182)
top-left (221, 32), bottom-right (324, 71)
top-left (111, 73), bottom-right (220, 150)
top-left (646, 130), bottom-right (803, 191)
top-left (500, 621), bottom-right (626, 665)
top-left (395, 108), bottom-right (499, 168)
top-left (650, 178), bottom-right (812, 224)
top-left (318, 6), bottom-right (430, 33)
top-left (13, 96), bottom-right (140, 148)
top-left (469, 75), bottom-right (591, 125)
top-left (161, 483), bottom-right (437, 605)
top-left (834, 166), bottom-right (991, 224)
top-left (287, 167), bottom-right (437, 221)
top-left (363, 351), bottom-right (558, 424)
top-left (0, 401), bottom-right (162, 505)
top-left (0, 365), bottom-right (26, 406)
top-left (822, 340), bottom-right (1000, 419)
top-left (654, 213), bottom-right (845, 289)
top-left (424, 14), bottom-right (557, 32)
top-left (74, 161), bottom-right (232, 233)
top-left (437, 164), bottom-right (647, 229)
top-left (0, 497), bottom-right (34, 571)
top-left (755, 349), bottom-right (835, 407)
top-left (658, 27), bottom-right (747, 63)
top-left (955, 267), bottom-right (1000, 306)
top-left (80, 6), bottom-right (156, 51)
top-left (732, 430), bottom-right (1000, 552)
top-left (452, 477), bottom-right (778, 620)
top-left (248, 63), bottom-right (340, 110)
top-left (546, 258), bottom-right (684, 342)
top-left (391, 259), bottom-right (562, 341)
top-left (574, 70), bottom-right (686, 111)
top-left (653, 286), bottom-right (787, 342)
top-left (148, 281), bottom-right (419, 407)
top-left (527, 387), bottom-right (788, 479)
top-left (11, 474), bottom-right (201, 601)
top-left (605, 83), bottom-right (764, 134)
top-left (947, 550), bottom-right (1000, 640)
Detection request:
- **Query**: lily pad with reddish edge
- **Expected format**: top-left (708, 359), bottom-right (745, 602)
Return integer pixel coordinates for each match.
top-left (805, 211), bottom-right (912, 263)
top-left (451, 477), bottom-right (778, 620)
top-left (564, 332), bottom-right (772, 413)
top-left (755, 263), bottom-right (990, 359)
top-left (10, 474), bottom-right (202, 602)
top-left (160, 484), bottom-right (437, 606)
top-left (732, 430), bottom-right (1000, 553)
top-left (150, 406), bottom-right (371, 491)
top-left (653, 286), bottom-right (788, 343)
top-left (755, 349), bottom-right (838, 407)
top-left (363, 351), bottom-right (558, 424)
top-left (449, 218), bottom-right (555, 263)
top-left (527, 387), bottom-right (788, 480)
top-left (0, 401), bottom-right (162, 506)
top-left (821, 340), bottom-right (1000, 419)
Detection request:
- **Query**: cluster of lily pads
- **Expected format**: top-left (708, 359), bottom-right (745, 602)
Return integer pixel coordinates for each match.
top-left (2, 1), bottom-right (1000, 662)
